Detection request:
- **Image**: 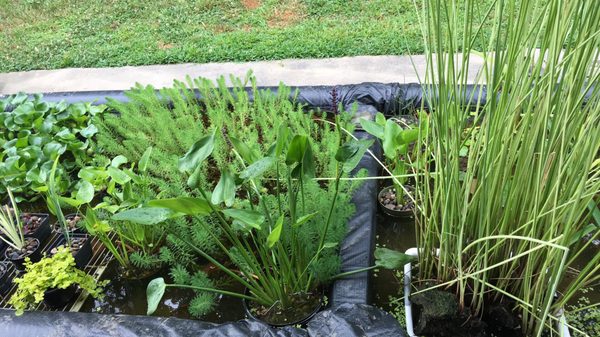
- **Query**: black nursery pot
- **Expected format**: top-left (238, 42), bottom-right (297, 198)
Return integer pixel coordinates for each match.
top-left (22, 213), bottom-right (51, 245)
top-left (49, 234), bottom-right (93, 269)
top-left (4, 237), bottom-right (42, 271)
top-left (52, 213), bottom-right (85, 234)
top-left (242, 289), bottom-right (323, 327)
top-left (0, 262), bottom-right (12, 294)
top-left (378, 185), bottom-right (415, 218)
top-left (43, 284), bottom-right (78, 309)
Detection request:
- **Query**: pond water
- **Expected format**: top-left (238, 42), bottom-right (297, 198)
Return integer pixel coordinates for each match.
top-left (80, 260), bottom-right (246, 323)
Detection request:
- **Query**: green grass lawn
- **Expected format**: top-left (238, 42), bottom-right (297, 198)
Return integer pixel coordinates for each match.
top-left (0, 0), bottom-right (425, 72)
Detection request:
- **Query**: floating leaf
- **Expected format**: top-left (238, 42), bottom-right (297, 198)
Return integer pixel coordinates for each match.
top-left (374, 247), bottom-right (416, 269)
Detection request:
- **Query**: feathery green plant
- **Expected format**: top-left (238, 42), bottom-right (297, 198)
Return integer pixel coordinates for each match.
top-left (414, 0), bottom-right (600, 335)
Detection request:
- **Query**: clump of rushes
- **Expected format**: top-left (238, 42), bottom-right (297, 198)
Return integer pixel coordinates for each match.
top-left (414, 0), bottom-right (600, 336)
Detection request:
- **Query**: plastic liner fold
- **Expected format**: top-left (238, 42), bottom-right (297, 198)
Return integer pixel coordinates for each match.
top-left (0, 304), bottom-right (406, 337)
top-left (2, 82), bottom-right (487, 116)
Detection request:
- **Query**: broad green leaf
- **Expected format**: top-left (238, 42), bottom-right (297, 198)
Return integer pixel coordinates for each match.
top-left (229, 136), bottom-right (259, 164)
top-left (239, 157), bottom-right (275, 180)
top-left (138, 147), bottom-right (153, 172)
top-left (336, 139), bottom-right (374, 173)
top-left (360, 118), bottom-right (384, 139)
top-left (147, 278), bottom-right (167, 315)
top-left (42, 141), bottom-right (67, 159)
top-left (58, 196), bottom-right (83, 208)
top-left (375, 112), bottom-right (386, 125)
top-left (222, 209), bottom-right (265, 230)
top-left (110, 155), bottom-right (128, 168)
top-left (285, 135), bottom-right (315, 178)
top-left (148, 197), bottom-right (212, 216)
top-left (399, 128), bottom-right (419, 144)
top-left (179, 131), bottom-right (215, 173)
top-left (285, 135), bottom-right (309, 165)
top-left (267, 215), bottom-right (284, 248)
top-left (323, 242), bottom-right (338, 249)
top-left (374, 247), bottom-right (416, 269)
top-left (275, 124), bottom-right (290, 156)
top-left (293, 212), bottom-right (319, 228)
top-left (80, 124), bottom-right (98, 138)
top-left (187, 166), bottom-right (202, 189)
top-left (112, 207), bottom-right (175, 225)
top-left (211, 169), bottom-right (236, 207)
top-left (76, 180), bottom-right (95, 203)
top-left (382, 120), bottom-right (402, 160)
top-left (108, 166), bottom-right (131, 185)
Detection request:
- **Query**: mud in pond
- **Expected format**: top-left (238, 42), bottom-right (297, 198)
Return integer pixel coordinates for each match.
top-left (80, 260), bottom-right (246, 323)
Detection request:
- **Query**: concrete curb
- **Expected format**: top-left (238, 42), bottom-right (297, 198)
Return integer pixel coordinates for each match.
top-left (0, 55), bottom-right (484, 95)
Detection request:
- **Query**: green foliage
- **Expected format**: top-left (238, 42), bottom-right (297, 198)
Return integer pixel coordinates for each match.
top-left (415, 1), bottom-right (600, 336)
top-left (137, 123), bottom-right (369, 317)
top-left (95, 75), bottom-right (352, 290)
top-left (0, 0), bottom-right (435, 72)
top-left (8, 246), bottom-right (107, 316)
top-left (566, 289), bottom-right (600, 337)
top-left (360, 112), bottom-right (427, 200)
top-left (0, 94), bottom-right (105, 200)
top-left (0, 188), bottom-right (26, 250)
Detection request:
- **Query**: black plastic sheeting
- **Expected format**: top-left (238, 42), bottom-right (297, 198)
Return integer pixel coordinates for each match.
top-left (332, 131), bottom-right (381, 306)
top-left (0, 304), bottom-right (406, 337)
top-left (1, 82), bottom-right (486, 116)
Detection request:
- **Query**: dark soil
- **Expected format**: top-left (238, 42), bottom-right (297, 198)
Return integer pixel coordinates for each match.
top-left (411, 290), bottom-right (523, 337)
top-left (379, 187), bottom-right (415, 212)
top-left (248, 291), bottom-right (321, 326)
top-left (5, 237), bottom-right (39, 260)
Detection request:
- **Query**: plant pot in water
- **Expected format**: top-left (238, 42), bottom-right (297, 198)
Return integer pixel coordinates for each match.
top-left (22, 213), bottom-right (51, 245)
top-left (43, 284), bottom-right (78, 309)
top-left (243, 289), bottom-right (323, 327)
top-left (52, 213), bottom-right (85, 234)
top-left (48, 234), bottom-right (92, 269)
top-left (4, 237), bottom-right (42, 271)
top-left (378, 185), bottom-right (415, 218)
top-left (0, 261), bottom-right (13, 294)
top-left (402, 248), bottom-right (571, 337)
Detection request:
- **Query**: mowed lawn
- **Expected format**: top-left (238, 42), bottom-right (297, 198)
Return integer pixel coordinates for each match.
top-left (0, 0), bottom-right (427, 72)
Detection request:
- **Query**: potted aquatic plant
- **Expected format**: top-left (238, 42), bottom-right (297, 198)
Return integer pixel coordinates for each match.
top-left (360, 112), bottom-right (428, 217)
top-left (44, 158), bottom-right (92, 269)
top-left (1, 189), bottom-right (42, 271)
top-left (8, 246), bottom-right (106, 315)
top-left (407, 0), bottom-right (600, 336)
top-left (115, 122), bottom-right (411, 325)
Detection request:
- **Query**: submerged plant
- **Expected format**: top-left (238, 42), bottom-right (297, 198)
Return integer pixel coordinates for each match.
top-left (414, 0), bottom-right (600, 336)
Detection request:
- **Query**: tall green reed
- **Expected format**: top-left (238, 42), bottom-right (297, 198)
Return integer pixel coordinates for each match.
top-left (414, 0), bottom-right (600, 335)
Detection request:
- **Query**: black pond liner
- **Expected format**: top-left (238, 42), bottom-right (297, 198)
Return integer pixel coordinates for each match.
top-left (0, 81), bottom-right (496, 337)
